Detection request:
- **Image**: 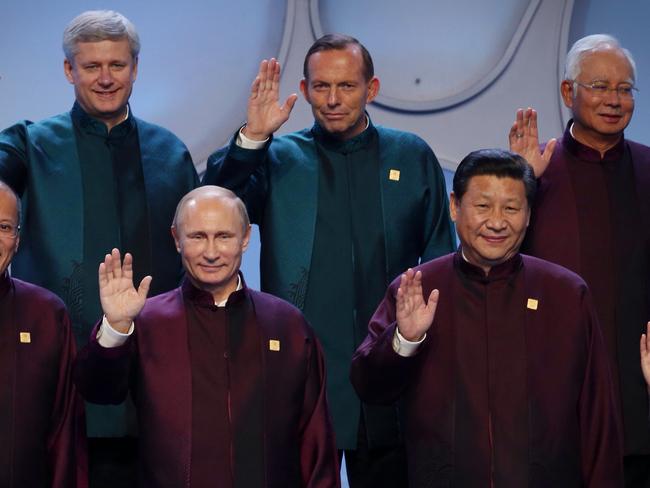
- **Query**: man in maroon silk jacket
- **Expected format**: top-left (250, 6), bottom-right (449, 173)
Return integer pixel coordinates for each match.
top-left (351, 150), bottom-right (622, 487)
top-left (74, 186), bottom-right (339, 487)
top-left (510, 34), bottom-right (650, 486)
top-left (0, 181), bottom-right (86, 487)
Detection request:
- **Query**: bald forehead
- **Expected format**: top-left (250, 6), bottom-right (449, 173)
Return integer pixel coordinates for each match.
top-left (176, 193), bottom-right (244, 229)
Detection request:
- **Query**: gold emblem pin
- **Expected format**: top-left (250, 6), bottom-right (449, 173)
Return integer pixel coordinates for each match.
top-left (269, 339), bottom-right (280, 352)
top-left (526, 298), bottom-right (539, 310)
top-left (19, 332), bottom-right (31, 343)
top-left (389, 169), bottom-right (400, 181)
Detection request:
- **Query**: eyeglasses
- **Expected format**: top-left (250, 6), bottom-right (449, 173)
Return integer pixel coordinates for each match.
top-left (0, 222), bottom-right (19, 238)
top-left (573, 81), bottom-right (638, 100)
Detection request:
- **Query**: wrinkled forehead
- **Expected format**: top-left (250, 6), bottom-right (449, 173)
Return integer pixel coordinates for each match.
top-left (307, 46), bottom-right (364, 75)
top-left (579, 47), bottom-right (634, 80)
top-left (177, 195), bottom-right (242, 229)
top-left (465, 174), bottom-right (527, 201)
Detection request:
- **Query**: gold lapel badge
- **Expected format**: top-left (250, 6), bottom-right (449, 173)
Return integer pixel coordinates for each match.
top-left (269, 339), bottom-right (280, 352)
top-left (19, 332), bottom-right (31, 343)
top-left (526, 298), bottom-right (539, 311)
top-left (389, 169), bottom-right (400, 181)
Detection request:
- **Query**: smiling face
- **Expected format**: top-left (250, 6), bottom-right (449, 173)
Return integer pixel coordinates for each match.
top-left (0, 187), bottom-right (20, 276)
top-left (451, 175), bottom-right (530, 274)
top-left (300, 45), bottom-right (379, 140)
top-left (561, 47), bottom-right (634, 152)
top-left (64, 38), bottom-right (137, 130)
top-left (172, 194), bottom-right (250, 303)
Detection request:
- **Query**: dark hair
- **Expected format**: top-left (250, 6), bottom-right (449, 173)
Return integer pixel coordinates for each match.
top-left (303, 34), bottom-right (374, 81)
top-left (453, 149), bottom-right (537, 207)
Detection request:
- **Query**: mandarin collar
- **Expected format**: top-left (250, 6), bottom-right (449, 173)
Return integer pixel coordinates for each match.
top-left (181, 273), bottom-right (248, 308)
top-left (454, 248), bottom-right (523, 283)
top-left (563, 119), bottom-right (625, 163)
top-left (311, 114), bottom-right (376, 154)
top-left (70, 101), bottom-right (135, 139)
top-left (0, 271), bottom-right (11, 299)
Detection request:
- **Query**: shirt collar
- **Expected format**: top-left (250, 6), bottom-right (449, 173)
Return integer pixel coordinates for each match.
top-left (70, 101), bottom-right (135, 138)
top-left (311, 113), bottom-right (376, 153)
top-left (182, 273), bottom-right (246, 307)
top-left (564, 119), bottom-right (625, 163)
top-left (455, 247), bottom-right (523, 282)
top-left (214, 275), bottom-right (242, 307)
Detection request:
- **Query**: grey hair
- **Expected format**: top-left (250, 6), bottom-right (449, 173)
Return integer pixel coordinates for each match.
top-left (564, 34), bottom-right (636, 82)
top-left (0, 180), bottom-right (21, 230)
top-left (172, 186), bottom-right (250, 234)
top-left (63, 10), bottom-right (140, 62)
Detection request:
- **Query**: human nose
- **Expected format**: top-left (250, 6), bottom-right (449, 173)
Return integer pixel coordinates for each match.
top-left (327, 87), bottom-right (339, 106)
top-left (202, 238), bottom-right (221, 260)
top-left (602, 87), bottom-right (622, 105)
top-left (97, 66), bottom-right (114, 86)
top-left (486, 210), bottom-right (507, 230)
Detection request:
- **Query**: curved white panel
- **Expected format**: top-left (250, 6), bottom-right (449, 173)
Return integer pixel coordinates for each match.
top-left (310, 0), bottom-right (540, 111)
top-left (0, 0), bottom-right (294, 168)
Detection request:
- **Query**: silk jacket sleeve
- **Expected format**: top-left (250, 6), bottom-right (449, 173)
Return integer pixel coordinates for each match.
top-left (350, 280), bottom-right (423, 405)
top-left (73, 322), bottom-right (135, 405)
top-left (202, 132), bottom-right (271, 225)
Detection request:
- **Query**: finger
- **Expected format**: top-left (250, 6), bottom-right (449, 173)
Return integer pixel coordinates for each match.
top-left (264, 58), bottom-right (276, 91)
top-left (398, 274), bottom-right (410, 309)
top-left (516, 108), bottom-right (524, 133)
top-left (103, 252), bottom-right (115, 281)
top-left (426, 289), bottom-right (440, 317)
top-left (542, 138), bottom-right (557, 162)
top-left (256, 58), bottom-right (267, 77)
top-left (528, 108), bottom-right (538, 136)
top-left (272, 59), bottom-right (281, 88)
top-left (250, 76), bottom-right (261, 99)
top-left (523, 107), bottom-right (534, 130)
top-left (508, 121), bottom-right (518, 141)
top-left (111, 248), bottom-right (123, 279)
top-left (122, 252), bottom-right (134, 280)
top-left (98, 261), bottom-right (108, 289)
top-left (283, 93), bottom-right (299, 114)
top-left (400, 269), bottom-right (414, 297)
top-left (137, 275), bottom-right (152, 301)
top-left (258, 59), bottom-right (269, 82)
top-left (396, 285), bottom-right (409, 315)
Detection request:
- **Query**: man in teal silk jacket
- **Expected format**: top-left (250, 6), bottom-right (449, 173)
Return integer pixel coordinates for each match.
top-left (204, 34), bottom-right (455, 487)
top-left (0, 10), bottom-right (197, 488)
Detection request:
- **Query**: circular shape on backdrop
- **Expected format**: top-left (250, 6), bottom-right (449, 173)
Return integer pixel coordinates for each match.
top-left (309, 0), bottom-right (540, 112)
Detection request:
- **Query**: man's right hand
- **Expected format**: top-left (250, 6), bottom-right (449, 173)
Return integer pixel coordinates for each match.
top-left (99, 248), bottom-right (151, 333)
top-left (509, 107), bottom-right (557, 178)
top-left (242, 58), bottom-right (298, 141)
top-left (396, 269), bottom-right (439, 342)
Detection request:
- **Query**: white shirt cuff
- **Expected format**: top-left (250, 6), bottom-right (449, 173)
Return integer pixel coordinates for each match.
top-left (236, 127), bottom-right (269, 149)
top-left (392, 328), bottom-right (426, 357)
top-left (96, 316), bottom-right (134, 348)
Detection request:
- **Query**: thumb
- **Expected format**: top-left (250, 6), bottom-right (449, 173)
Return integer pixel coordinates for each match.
top-left (138, 275), bottom-right (152, 301)
top-left (426, 289), bottom-right (439, 317)
top-left (284, 93), bottom-right (298, 113)
top-left (542, 138), bottom-right (557, 162)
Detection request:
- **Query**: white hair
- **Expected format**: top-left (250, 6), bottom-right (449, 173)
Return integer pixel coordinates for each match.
top-left (63, 10), bottom-right (140, 62)
top-left (564, 34), bottom-right (636, 82)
